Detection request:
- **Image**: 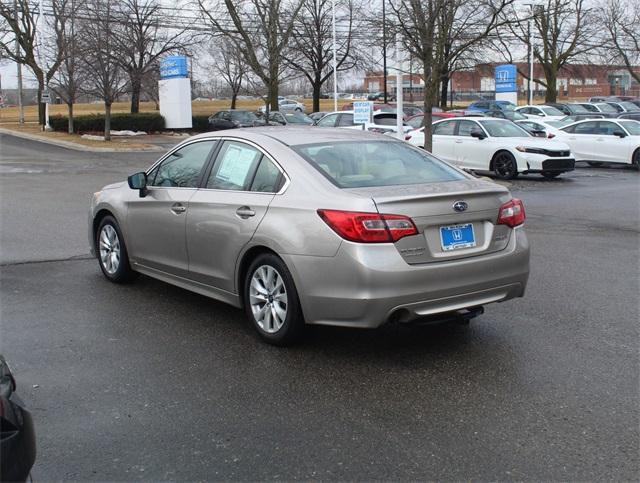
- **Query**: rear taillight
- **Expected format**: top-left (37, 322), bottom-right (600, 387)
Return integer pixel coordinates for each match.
top-left (548, 133), bottom-right (556, 138)
top-left (317, 210), bottom-right (417, 243)
top-left (405, 134), bottom-right (412, 140)
top-left (497, 199), bottom-right (526, 228)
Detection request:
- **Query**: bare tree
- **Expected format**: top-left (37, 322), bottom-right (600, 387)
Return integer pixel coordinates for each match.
top-left (391, 0), bottom-right (513, 151)
top-left (603, 0), bottom-right (640, 84)
top-left (503, 0), bottom-right (596, 103)
top-left (113, 0), bottom-right (190, 113)
top-left (80, 0), bottom-right (129, 140)
top-left (49, 0), bottom-right (85, 133)
top-left (209, 39), bottom-right (244, 109)
top-left (197, 0), bottom-right (305, 113)
top-left (285, 0), bottom-right (361, 113)
top-left (0, 0), bottom-right (67, 126)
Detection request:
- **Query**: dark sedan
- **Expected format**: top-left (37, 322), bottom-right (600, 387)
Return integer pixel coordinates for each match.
top-left (207, 110), bottom-right (262, 131)
top-left (0, 355), bottom-right (36, 482)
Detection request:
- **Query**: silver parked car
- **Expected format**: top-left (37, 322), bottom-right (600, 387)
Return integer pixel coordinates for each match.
top-left (89, 128), bottom-right (530, 345)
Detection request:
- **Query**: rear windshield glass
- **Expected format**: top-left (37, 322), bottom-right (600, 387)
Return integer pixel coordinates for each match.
top-left (292, 140), bottom-right (465, 188)
top-left (620, 120), bottom-right (640, 135)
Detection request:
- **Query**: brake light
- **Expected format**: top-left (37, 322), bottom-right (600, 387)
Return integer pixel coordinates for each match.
top-left (317, 210), bottom-right (417, 243)
top-left (497, 199), bottom-right (526, 228)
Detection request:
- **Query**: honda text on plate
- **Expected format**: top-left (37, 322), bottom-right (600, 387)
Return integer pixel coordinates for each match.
top-left (89, 128), bottom-right (530, 345)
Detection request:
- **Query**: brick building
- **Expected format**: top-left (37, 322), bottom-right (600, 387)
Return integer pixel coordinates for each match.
top-left (364, 62), bottom-right (640, 100)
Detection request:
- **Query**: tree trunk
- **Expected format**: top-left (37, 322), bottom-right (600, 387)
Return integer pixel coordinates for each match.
top-left (130, 77), bottom-right (141, 114)
top-left (104, 102), bottom-right (112, 141)
top-left (230, 92), bottom-right (237, 109)
top-left (544, 68), bottom-right (558, 103)
top-left (68, 102), bottom-right (74, 134)
top-left (312, 80), bottom-right (321, 113)
top-left (439, 75), bottom-right (449, 109)
top-left (268, 79), bottom-right (279, 114)
top-left (37, 75), bottom-right (46, 128)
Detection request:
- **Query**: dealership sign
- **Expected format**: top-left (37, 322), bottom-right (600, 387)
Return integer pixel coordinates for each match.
top-left (353, 101), bottom-right (373, 124)
top-left (495, 64), bottom-right (517, 93)
top-left (160, 56), bottom-right (189, 79)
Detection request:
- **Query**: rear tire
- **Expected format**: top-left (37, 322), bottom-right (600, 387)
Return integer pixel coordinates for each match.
top-left (541, 171), bottom-right (561, 179)
top-left (96, 216), bottom-right (137, 283)
top-left (492, 151), bottom-right (519, 180)
top-left (587, 161), bottom-right (604, 167)
top-left (244, 253), bottom-right (304, 346)
top-left (632, 149), bottom-right (640, 171)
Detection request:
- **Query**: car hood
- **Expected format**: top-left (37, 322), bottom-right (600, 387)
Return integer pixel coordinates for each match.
top-left (102, 181), bottom-right (127, 191)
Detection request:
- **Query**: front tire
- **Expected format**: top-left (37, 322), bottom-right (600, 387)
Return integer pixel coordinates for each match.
top-left (96, 216), bottom-right (137, 283)
top-left (493, 152), bottom-right (519, 180)
top-left (632, 149), bottom-right (640, 171)
top-left (244, 253), bottom-right (304, 346)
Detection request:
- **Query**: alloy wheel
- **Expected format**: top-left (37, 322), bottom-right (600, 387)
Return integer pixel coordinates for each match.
top-left (494, 153), bottom-right (517, 179)
top-left (249, 265), bottom-right (288, 333)
top-left (99, 224), bottom-right (121, 275)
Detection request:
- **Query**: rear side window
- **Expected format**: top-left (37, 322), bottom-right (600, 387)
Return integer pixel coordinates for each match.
top-left (293, 140), bottom-right (465, 188)
top-left (207, 141), bottom-right (262, 191)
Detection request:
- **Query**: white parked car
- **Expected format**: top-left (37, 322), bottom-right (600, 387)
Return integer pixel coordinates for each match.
top-left (315, 110), bottom-right (412, 135)
top-left (515, 105), bottom-right (566, 122)
top-left (406, 117), bottom-right (575, 179)
top-left (554, 118), bottom-right (640, 168)
top-left (259, 98), bottom-right (305, 113)
top-left (515, 119), bottom-right (563, 139)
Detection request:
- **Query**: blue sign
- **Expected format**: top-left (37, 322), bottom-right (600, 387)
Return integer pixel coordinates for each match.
top-left (353, 101), bottom-right (373, 124)
top-left (495, 64), bottom-right (517, 93)
top-left (160, 56), bottom-right (189, 79)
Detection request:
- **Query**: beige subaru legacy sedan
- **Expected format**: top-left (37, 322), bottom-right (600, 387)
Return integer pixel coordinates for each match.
top-left (89, 127), bottom-right (530, 345)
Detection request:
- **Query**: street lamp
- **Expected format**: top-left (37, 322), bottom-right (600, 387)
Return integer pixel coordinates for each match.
top-left (332, 0), bottom-right (338, 111)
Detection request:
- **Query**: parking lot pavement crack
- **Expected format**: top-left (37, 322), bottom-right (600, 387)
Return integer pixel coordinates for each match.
top-left (0, 254), bottom-right (93, 267)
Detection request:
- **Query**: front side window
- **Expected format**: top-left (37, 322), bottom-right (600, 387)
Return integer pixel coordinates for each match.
top-left (457, 120), bottom-right (480, 137)
top-left (407, 115), bottom-right (424, 128)
top-left (293, 140), bottom-right (465, 189)
top-left (338, 113), bottom-right (355, 126)
top-left (207, 141), bottom-right (263, 191)
top-left (317, 114), bottom-right (339, 127)
top-left (149, 141), bottom-right (216, 188)
top-left (564, 121), bottom-right (598, 134)
top-left (478, 120), bottom-right (530, 137)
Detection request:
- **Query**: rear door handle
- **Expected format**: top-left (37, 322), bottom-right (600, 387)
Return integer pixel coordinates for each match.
top-left (236, 206), bottom-right (256, 219)
top-left (171, 203), bottom-right (186, 214)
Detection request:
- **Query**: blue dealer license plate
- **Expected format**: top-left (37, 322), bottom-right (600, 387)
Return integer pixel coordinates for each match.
top-left (440, 223), bottom-right (476, 251)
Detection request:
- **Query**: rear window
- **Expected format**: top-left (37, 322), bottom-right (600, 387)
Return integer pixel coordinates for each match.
top-left (292, 140), bottom-right (465, 188)
top-left (619, 121), bottom-right (640, 135)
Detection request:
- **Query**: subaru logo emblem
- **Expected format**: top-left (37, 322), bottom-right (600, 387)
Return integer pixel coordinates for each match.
top-left (453, 201), bottom-right (468, 212)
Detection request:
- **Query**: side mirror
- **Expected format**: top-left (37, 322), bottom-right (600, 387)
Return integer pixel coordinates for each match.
top-left (470, 129), bottom-right (486, 140)
top-left (613, 130), bottom-right (627, 138)
top-left (128, 172), bottom-right (148, 197)
top-left (532, 129), bottom-right (546, 137)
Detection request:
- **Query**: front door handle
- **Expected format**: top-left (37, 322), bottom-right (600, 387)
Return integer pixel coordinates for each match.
top-left (236, 206), bottom-right (256, 219)
top-left (171, 203), bottom-right (186, 214)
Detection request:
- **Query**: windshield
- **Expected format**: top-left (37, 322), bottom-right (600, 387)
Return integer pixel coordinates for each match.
top-left (284, 113), bottom-right (314, 125)
top-left (619, 102), bottom-right (640, 112)
top-left (231, 111), bottom-right (257, 122)
top-left (569, 104), bottom-right (590, 113)
top-left (292, 140), bottom-right (465, 188)
top-left (478, 120), bottom-right (531, 137)
top-left (619, 120), bottom-right (640, 135)
top-left (550, 118), bottom-right (575, 127)
top-left (596, 103), bottom-right (618, 113)
top-left (541, 106), bottom-right (564, 116)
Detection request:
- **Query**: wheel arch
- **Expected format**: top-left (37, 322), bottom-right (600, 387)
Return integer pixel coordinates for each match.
top-left (92, 208), bottom-right (117, 252)
top-left (489, 149), bottom-right (515, 171)
top-left (236, 245), bottom-right (280, 308)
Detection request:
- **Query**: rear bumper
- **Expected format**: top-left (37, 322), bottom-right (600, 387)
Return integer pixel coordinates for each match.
top-left (283, 227), bottom-right (530, 328)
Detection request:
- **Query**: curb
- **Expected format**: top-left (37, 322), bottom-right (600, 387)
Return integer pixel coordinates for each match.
top-left (0, 127), bottom-right (165, 153)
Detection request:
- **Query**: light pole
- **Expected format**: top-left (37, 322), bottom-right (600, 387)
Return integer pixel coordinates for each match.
top-left (394, 0), bottom-right (403, 140)
top-left (332, 0), bottom-right (338, 112)
top-left (382, 0), bottom-right (387, 103)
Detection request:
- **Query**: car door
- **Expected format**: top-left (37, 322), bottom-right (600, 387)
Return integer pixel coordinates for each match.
top-left (126, 140), bottom-right (218, 277)
top-left (186, 139), bottom-right (287, 292)
top-left (431, 120), bottom-right (457, 163)
top-left (593, 121), bottom-right (633, 162)
top-left (454, 120), bottom-right (491, 170)
top-left (560, 121), bottom-right (600, 161)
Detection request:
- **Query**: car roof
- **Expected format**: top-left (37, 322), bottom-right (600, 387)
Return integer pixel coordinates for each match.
top-left (188, 126), bottom-right (397, 147)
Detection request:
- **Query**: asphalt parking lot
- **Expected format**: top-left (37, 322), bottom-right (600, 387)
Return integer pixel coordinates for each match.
top-left (1, 132), bottom-right (638, 480)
